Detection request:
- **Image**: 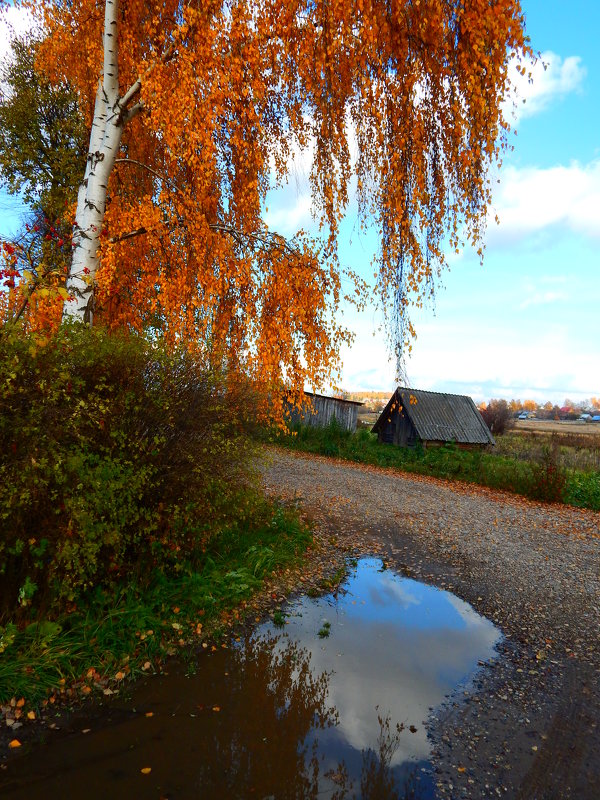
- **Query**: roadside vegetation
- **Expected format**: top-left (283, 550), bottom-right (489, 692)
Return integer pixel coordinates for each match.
top-left (0, 325), bottom-right (312, 707)
top-left (275, 420), bottom-right (600, 512)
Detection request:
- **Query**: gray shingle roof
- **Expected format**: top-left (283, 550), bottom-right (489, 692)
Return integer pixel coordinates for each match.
top-left (374, 387), bottom-right (495, 445)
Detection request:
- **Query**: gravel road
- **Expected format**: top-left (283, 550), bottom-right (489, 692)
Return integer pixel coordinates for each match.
top-left (261, 447), bottom-right (600, 800)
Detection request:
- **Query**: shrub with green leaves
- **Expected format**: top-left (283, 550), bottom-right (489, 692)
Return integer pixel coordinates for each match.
top-left (0, 324), bottom-right (259, 619)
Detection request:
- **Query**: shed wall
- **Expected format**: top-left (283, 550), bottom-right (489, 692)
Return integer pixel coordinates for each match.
top-left (286, 394), bottom-right (360, 432)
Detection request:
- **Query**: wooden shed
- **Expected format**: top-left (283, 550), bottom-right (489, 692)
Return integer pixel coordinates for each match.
top-left (372, 387), bottom-right (495, 448)
top-left (285, 392), bottom-right (362, 432)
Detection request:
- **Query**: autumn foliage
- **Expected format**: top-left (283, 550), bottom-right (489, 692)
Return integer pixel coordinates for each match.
top-left (7, 0), bottom-right (531, 391)
top-left (0, 325), bottom-right (263, 617)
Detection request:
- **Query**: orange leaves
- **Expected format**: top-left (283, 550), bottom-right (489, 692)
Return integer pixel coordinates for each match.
top-left (28, 0), bottom-right (529, 383)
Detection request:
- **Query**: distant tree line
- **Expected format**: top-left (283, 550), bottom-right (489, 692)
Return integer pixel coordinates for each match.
top-left (479, 397), bottom-right (600, 434)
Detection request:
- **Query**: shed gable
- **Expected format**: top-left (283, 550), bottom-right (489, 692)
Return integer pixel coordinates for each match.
top-left (373, 388), bottom-right (494, 447)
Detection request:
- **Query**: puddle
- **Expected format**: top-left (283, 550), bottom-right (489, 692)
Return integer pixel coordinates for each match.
top-left (1, 558), bottom-right (500, 799)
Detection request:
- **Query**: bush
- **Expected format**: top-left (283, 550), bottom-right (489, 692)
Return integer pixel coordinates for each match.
top-left (529, 445), bottom-right (567, 504)
top-left (564, 471), bottom-right (600, 511)
top-left (480, 399), bottom-right (513, 436)
top-left (0, 324), bottom-right (259, 619)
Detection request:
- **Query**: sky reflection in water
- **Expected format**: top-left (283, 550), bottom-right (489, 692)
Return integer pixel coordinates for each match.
top-left (1, 558), bottom-right (500, 800)
top-left (251, 557), bottom-right (501, 797)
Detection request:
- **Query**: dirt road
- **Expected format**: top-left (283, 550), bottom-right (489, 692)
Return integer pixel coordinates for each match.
top-left (262, 447), bottom-right (600, 800)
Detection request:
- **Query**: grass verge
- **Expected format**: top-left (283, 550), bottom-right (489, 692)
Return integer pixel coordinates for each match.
top-left (273, 423), bottom-right (600, 512)
top-left (0, 500), bottom-right (312, 709)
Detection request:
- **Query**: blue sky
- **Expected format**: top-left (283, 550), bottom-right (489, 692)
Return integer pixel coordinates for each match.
top-left (266, 0), bottom-right (600, 404)
top-left (347, 0), bottom-right (600, 404)
top-left (1, 2), bottom-right (598, 404)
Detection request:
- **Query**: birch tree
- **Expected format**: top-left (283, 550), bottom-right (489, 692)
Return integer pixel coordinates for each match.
top-left (17, 0), bottom-right (530, 389)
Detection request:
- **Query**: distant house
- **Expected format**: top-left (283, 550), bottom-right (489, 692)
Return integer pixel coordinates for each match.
top-left (285, 392), bottom-right (362, 432)
top-left (372, 387), bottom-right (495, 449)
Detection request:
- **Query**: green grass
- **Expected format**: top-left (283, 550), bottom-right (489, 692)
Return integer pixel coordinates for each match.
top-left (317, 621), bottom-right (331, 638)
top-left (272, 422), bottom-right (600, 512)
top-left (0, 501), bottom-right (312, 706)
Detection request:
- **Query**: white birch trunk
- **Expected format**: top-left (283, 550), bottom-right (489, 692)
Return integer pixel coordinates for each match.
top-left (63, 0), bottom-right (136, 324)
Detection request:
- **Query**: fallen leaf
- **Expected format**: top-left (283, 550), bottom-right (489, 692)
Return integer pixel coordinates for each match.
top-left (115, 671), bottom-right (125, 681)
top-left (140, 767), bottom-right (152, 774)
top-left (82, 728), bottom-right (91, 734)
top-left (8, 739), bottom-right (21, 749)
top-left (457, 766), bottom-right (466, 773)
top-left (16, 698), bottom-right (25, 708)
top-left (212, 706), bottom-right (221, 712)
top-left (142, 661), bottom-right (152, 671)
top-left (145, 712), bottom-right (154, 717)
top-left (27, 711), bottom-right (36, 720)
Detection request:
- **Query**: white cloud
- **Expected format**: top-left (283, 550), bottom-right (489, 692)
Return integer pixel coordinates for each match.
top-left (505, 50), bottom-right (586, 122)
top-left (398, 320), bottom-right (598, 405)
top-left (264, 185), bottom-right (313, 236)
top-left (517, 275), bottom-right (570, 311)
top-left (0, 6), bottom-right (37, 65)
top-left (518, 290), bottom-right (565, 310)
top-left (488, 159), bottom-right (600, 244)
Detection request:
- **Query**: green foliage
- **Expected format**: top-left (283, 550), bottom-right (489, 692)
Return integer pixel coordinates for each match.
top-left (0, 500), bottom-right (312, 703)
top-left (273, 609), bottom-right (286, 627)
top-left (0, 323), bottom-right (262, 618)
top-left (0, 34), bottom-right (86, 219)
top-left (317, 621), bottom-right (331, 638)
top-left (277, 424), bottom-right (600, 511)
top-left (0, 34), bottom-right (87, 297)
top-left (564, 471), bottom-right (600, 510)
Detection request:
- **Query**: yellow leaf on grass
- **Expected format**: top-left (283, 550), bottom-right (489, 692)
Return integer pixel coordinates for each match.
top-left (27, 710), bottom-right (36, 720)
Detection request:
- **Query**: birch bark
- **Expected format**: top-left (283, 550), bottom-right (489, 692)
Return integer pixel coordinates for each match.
top-left (63, 0), bottom-right (133, 323)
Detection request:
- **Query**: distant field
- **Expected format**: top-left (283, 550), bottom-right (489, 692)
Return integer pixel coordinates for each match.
top-left (358, 414), bottom-right (600, 436)
top-left (357, 410), bottom-right (380, 428)
top-left (513, 419), bottom-right (600, 435)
